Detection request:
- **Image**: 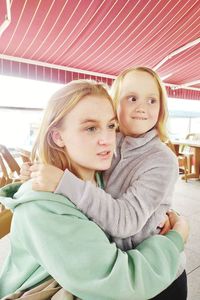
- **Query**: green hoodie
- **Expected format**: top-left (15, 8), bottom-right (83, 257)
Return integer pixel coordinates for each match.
top-left (0, 181), bottom-right (183, 300)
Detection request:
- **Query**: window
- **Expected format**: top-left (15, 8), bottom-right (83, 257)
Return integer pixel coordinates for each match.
top-left (0, 75), bottom-right (64, 148)
top-left (167, 98), bottom-right (200, 139)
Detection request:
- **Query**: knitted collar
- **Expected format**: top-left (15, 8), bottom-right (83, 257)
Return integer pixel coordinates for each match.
top-left (116, 128), bottom-right (159, 159)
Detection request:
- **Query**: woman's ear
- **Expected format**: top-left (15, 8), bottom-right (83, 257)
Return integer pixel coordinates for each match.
top-left (51, 129), bottom-right (65, 147)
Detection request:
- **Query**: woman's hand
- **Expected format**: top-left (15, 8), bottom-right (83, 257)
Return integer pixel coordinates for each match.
top-left (167, 210), bottom-right (189, 244)
top-left (30, 163), bottom-right (64, 192)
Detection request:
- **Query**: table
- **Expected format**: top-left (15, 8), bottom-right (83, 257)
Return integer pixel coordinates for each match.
top-left (171, 139), bottom-right (200, 180)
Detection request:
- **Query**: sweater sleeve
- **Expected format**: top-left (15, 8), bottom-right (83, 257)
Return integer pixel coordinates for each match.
top-left (13, 201), bottom-right (183, 300)
top-left (55, 151), bottom-right (179, 238)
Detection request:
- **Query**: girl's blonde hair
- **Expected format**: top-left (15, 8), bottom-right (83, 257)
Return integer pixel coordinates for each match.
top-left (110, 66), bottom-right (169, 141)
top-left (31, 80), bottom-right (114, 173)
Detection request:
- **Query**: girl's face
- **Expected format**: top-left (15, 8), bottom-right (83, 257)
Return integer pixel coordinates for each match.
top-left (117, 70), bottom-right (160, 137)
top-left (55, 95), bottom-right (116, 181)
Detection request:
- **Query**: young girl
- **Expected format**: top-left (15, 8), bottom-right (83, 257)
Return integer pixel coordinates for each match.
top-left (0, 79), bottom-right (189, 300)
top-left (25, 67), bottom-right (187, 299)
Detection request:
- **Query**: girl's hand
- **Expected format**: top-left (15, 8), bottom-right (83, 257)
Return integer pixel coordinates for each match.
top-left (158, 215), bottom-right (171, 235)
top-left (20, 162), bottom-right (32, 182)
top-left (30, 163), bottom-right (64, 192)
top-left (167, 210), bottom-right (189, 243)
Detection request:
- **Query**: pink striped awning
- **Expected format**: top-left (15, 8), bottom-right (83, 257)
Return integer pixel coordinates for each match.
top-left (0, 0), bottom-right (200, 99)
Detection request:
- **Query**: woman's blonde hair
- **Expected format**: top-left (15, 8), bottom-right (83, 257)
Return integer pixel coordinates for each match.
top-left (31, 80), bottom-right (114, 174)
top-left (110, 66), bottom-right (169, 141)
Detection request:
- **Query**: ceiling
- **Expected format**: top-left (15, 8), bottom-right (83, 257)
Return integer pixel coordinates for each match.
top-left (0, 0), bottom-right (200, 99)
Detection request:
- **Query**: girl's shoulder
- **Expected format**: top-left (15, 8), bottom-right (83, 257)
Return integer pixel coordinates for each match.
top-left (157, 140), bottom-right (178, 160)
top-left (145, 138), bottom-right (179, 169)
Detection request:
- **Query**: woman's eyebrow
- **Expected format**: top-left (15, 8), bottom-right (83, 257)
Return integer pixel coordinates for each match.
top-left (109, 117), bottom-right (117, 121)
top-left (80, 119), bottom-right (98, 124)
top-left (80, 116), bottom-right (116, 125)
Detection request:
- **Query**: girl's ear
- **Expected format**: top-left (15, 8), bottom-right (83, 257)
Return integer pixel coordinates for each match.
top-left (51, 129), bottom-right (65, 147)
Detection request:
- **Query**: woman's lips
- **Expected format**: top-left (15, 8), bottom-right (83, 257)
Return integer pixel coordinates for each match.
top-left (97, 150), bottom-right (112, 159)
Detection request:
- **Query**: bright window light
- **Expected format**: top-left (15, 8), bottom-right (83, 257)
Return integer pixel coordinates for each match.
top-left (0, 75), bottom-right (64, 108)
top-left (0, 75), bottom-right (200, 148)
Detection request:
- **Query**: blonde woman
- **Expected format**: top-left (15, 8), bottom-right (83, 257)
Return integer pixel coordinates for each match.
top-left (3, 79), bottom-right (188, 299)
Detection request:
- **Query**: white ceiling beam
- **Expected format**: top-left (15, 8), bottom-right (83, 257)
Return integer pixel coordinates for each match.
top-left (0, 0), bottom-right (11, 37)
top-left (0, 54), bottom-right (116, 79)
top-left (165, 82), bottom-right (200, 91)
top-left (181, 80), bottom-right (200, 87)
top-left (153, 37), bottom-right (200, 71)
top-left (0, 54), bottom-right (200, 92)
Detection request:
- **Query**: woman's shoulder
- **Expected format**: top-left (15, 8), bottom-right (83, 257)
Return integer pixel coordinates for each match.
top-left (2, 180), bottom-right (86, 220)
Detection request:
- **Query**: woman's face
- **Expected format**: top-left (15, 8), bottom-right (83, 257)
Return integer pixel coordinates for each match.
top-left (117, 70), bottom-right (160, 137)
top-left (57, 95), bottom-right (116, 180)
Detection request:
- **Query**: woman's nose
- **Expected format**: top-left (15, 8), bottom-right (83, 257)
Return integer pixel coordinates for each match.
top-left (98, 139), bottom-right (107, 145)
top-left (98, 130), bottom-right (115, 145)
top-left (98, 134), bottom-right (110, 145)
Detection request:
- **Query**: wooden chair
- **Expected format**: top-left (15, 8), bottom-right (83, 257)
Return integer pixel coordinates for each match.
top-left (0, 209), bottom-right (12, 238)
top-left (166, 140), bottom-right (188, 182)
top-left (177, 155), bottom-right (188, 182)
top-left (0, 182), bottom-right (21, 238)
top-left (0, 144), bottom-right (21, 188)
top-left (178, 133), bottom-right (200, 177)
top-left (15, 148), bottom-right (31, 163)
top-left (0, 146), bottom-right (23, 239)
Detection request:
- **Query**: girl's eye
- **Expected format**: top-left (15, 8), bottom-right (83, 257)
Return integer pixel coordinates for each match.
top-left (147, 98), bottom-right (157, 104)
top-left (127, 96), bottom-right (137, 102)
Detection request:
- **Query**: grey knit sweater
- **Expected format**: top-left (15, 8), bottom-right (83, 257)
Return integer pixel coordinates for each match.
top-left (55, 129), bottom-right (179, 251)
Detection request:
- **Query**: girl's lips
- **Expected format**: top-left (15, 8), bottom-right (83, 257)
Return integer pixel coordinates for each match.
top-left (131, 116), bottom-right (148, 120)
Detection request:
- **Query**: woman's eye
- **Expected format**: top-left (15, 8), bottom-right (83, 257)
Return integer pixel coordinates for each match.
top-left (108, 123), bottom-right (116, 130)
top-left (86, 126), bottom-right (97, 133)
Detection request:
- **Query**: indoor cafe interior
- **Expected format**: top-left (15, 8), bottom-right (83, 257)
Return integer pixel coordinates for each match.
top-left (0, 1), bottom-right (200, 299)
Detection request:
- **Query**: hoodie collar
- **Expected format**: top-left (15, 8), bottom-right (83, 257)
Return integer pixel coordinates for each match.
top-left (117, 128), bottom-right (158, 159)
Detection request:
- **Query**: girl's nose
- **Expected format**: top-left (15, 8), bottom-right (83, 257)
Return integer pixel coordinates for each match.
top-left (136, 108), bottom-right (145, 113)
top-left (135, 103), bottom-right (146, 113)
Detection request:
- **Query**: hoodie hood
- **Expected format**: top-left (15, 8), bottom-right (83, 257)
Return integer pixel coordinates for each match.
top-left (0, 180), bottom-right (73, 211)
